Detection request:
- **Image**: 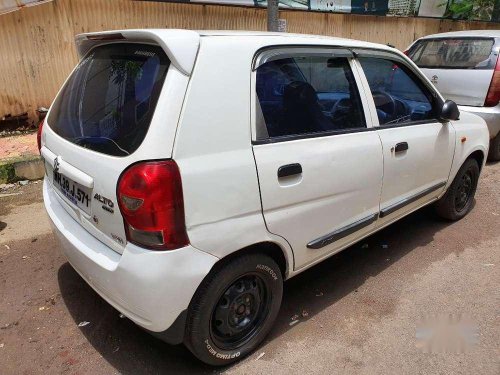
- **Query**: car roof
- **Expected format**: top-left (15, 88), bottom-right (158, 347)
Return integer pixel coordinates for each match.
top-left (198, 30), bottom-right (383, 43)
top-left (196, 30), bottom-right (396, 51)
top-left (419, 29), bottom-right (500, 39)
top-left (197, 30), bottom-right (346, 39)
top-left (76, 29), bottom-right (401, 75)
top-left (78, 29), bottom-right (396, 51)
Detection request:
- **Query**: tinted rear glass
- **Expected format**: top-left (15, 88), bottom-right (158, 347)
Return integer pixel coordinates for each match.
top-left (48, 43), bottom-right (169, 156)
top-left (408, 38), bottom-right (494, 70)
top-left (256, 56), bottom-right (366, 139)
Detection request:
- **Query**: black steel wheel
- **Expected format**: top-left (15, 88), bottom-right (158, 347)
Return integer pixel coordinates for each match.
top-left (185, 253), bottom-right (283, 366)
top-left (454, 168), bottom-right (474, 213)
top-left (435, 158), bottom-right (479, 221)
top-left (210, 274), bottom-right (270, 350)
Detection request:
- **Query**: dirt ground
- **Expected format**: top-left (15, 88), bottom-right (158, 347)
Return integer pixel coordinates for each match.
top-left (0, 163), bottom-right (499, 375)
top-left (0, 133), bottom-right (38, 161)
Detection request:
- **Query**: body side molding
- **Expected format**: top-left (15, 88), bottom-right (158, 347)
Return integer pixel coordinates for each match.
top-left (307, 213), bottom-right (379, 250)
top-left (380, 181), bottom-right (447, 218)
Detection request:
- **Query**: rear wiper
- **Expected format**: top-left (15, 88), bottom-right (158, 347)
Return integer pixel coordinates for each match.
top-left (70, 136), bottom-right (130, 155)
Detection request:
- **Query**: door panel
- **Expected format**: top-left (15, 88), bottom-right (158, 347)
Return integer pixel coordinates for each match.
top-left (377, 123), bottom-right (455, 218)
top-left (252, 51), bottom-right (383, 270)
top-left (357, 55), bottom-right (456, 222)
top-left (253, 133), bottom-right (383, 268)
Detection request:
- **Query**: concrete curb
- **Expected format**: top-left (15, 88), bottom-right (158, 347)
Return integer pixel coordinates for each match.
top-left (0, 156), bottom-right (44, 183)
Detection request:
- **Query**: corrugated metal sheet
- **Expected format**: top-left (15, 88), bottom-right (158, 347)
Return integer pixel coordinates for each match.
top-left (0, 0), bottom-right (52, 15)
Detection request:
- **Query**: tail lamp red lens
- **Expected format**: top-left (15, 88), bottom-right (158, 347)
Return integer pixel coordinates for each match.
top-left (37, 120), bottom-right (44, 153)
top-left (485, 54), bottom-right (500, 107)
top-left (117, 160), bottom-right (189, 250)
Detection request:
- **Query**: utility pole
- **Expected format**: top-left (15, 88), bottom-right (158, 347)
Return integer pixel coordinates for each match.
top-left (267, 0), bottom-right (279, 32)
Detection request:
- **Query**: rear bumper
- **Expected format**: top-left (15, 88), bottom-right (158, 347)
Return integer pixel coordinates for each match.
top-left (43, 179), bottom-right (218, 340)
top-left (459, 104), bottom-right (500, 139)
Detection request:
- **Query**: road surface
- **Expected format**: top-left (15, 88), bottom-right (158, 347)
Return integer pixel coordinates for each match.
top-left (0, 162), bottom-right (499, 374)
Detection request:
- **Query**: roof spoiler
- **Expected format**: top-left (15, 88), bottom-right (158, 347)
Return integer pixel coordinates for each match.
top-left (75, 29), bottom-right (200, 76)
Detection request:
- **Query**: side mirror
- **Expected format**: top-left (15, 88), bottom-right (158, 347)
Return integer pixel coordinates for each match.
top-left (440, 99), bottom-right (460, 121)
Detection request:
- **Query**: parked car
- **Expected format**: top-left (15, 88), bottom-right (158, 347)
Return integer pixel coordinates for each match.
top-left (40, 30), bottom-right (489, 366)
top-left (405, 30), bottom-right (500, 161)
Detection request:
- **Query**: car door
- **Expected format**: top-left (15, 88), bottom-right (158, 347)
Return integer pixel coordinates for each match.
top-left (355, 53), bottom-right (455, 224)
top-left (252, 48), bottom-right (383, 270)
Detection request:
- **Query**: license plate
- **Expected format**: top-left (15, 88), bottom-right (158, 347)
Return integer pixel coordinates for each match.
top-left (53, 170), bottom-right (92, 215)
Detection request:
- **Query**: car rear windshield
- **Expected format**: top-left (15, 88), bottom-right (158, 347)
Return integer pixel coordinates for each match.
top-left (408, 38), bottom-right (495, 70)
top-left (48, 43), bottom-right (170, 156)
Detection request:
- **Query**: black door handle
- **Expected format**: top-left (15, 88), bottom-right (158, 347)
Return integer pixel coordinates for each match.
top-left (278, 163), bottom-right (302, 178)
top-left (394, 142), bottom-right (409, 153)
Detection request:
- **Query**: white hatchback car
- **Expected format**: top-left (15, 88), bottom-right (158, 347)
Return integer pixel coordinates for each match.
top-left (406, 30), bottom-right (500, 161)
top-left (41, 30), bottom-right (489, 366)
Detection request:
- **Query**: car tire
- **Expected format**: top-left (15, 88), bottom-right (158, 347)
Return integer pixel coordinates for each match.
top-left (435, 158), bottom-right (479, 221)
top-left (488, 133), bottom-right (500, 161)
top-left (184, 253), bottom-right (283, 366)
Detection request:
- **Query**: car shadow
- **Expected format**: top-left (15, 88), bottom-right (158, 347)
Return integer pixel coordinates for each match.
top-left (58, 206), bottom-right (458, 374)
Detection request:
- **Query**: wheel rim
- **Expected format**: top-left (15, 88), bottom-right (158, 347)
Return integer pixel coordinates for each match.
top-left (454, 167), bottom-right (474, 212)
top-left (210, 274), bottom-right (270, 350)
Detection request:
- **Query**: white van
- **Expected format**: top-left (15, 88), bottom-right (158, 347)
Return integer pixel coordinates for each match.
top-left (41, 30), bottom-right (489, 365)
top-left (406, 30), bottom-right (500, 160)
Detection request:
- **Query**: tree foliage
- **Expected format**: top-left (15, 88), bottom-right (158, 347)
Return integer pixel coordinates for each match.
top-left (441, 0), bottom-right (495, 20)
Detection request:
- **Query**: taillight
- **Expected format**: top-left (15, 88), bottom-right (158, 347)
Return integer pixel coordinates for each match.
top-left (403, 50), bottom-right (409, 56)
top-left (485, 54), bottom-right (500, 107)
top-left (37, 120), bottom-right (44, 153)
top-left (117, 160), bottom-right (189, 250)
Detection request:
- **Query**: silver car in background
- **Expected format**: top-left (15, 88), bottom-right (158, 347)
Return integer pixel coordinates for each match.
top-left (406, 30), bottom-right (500, 161)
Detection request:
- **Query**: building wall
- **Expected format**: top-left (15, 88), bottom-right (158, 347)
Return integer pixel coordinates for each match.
top-left (0, 0), bottom-right (498, 121)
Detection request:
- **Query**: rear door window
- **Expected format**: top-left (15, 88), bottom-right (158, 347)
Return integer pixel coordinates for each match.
top-left (48, 43), bottom-right (169, 156)
top-left (256, 55), bottom-right (366, 140)
top-left (408, 38), bottom-right (495, 70)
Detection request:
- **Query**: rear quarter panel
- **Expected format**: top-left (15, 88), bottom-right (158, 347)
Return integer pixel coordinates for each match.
top-left (172, 37), bottom-right (294, 276)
